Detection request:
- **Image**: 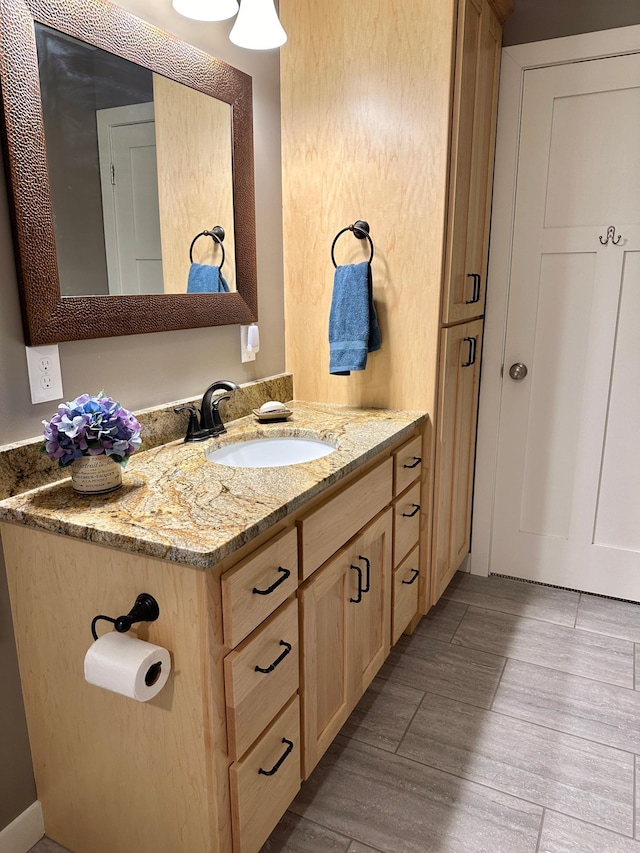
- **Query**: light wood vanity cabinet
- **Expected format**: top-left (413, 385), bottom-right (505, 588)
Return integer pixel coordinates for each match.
top-left (1, 428), bottom-right (426, 853)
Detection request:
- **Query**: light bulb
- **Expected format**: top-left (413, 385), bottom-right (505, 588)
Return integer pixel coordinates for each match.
top-left (172, 0), bottom-right (239, 22)
top-left (229, 0), bottom-right (287, 50)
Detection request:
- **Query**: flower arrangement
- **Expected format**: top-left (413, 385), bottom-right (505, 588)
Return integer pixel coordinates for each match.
top-left (42, 393), bottom-right (142, 468)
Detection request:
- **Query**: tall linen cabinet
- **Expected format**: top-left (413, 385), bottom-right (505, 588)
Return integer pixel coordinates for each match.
top-left (280, 0), bottom-right (509, 610)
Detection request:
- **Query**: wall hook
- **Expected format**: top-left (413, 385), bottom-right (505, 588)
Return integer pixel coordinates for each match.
top-left (599, 225), bottom-right (622, 246)
top-left (91, 593), bottom-right (160, 640)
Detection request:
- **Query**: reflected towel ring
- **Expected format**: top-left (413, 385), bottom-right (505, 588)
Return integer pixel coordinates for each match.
top-left (331, 220), bottom-right (374, 268)
top-left (189, 225), bottom-right (226, 268)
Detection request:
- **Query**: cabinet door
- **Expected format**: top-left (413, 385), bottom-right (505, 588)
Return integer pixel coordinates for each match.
top-left (442, 0), bottom-right (501, 324)
top-left (300, 508), bottom-right (392, 778)
top-left (347, 509), bottom-right (392, 699)
top-left (432, 320), bottom-right (483, 603)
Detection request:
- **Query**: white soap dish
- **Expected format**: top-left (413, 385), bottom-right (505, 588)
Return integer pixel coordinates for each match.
top-left (252, 406), bottom-right (293, 422)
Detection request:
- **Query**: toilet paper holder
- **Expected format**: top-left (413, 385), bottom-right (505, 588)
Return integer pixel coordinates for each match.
top-left (91, 593), bottom-right (160, 641)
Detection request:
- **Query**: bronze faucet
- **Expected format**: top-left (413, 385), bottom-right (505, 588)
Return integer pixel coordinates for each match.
top-left (174, 379), bottom-right (239, 442)
top-left (200, 379), bottom-right (240, 436)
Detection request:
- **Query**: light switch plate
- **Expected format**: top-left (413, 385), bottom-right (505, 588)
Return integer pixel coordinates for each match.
top-left (25, 344), bottom-right (64, 404)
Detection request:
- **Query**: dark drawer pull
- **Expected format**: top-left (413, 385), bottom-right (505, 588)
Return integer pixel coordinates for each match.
top-left (254, 640), bottom-right (292, 674)
top-left (466, 272), bottom-right (481, 304)
top-left (462, 336), bottom-right (477, 368)
top-left (402, 504), bottom-right (421, 518)
top-left (358, 555), bottom-right (371, 594)
top-left (403, 456), bottom-right (422, 469)
top-left (258, 738), bottom-right (294, 776)
top-left (350, 563), bottom-right (363, 603)
top-left (252, 566), bottom-right (291, 596)
top-left (402, 568), bottom-right (420, 585)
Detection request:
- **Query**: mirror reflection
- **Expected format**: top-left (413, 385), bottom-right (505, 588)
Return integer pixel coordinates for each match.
top-left (35, 22), bottom-right (236, 297)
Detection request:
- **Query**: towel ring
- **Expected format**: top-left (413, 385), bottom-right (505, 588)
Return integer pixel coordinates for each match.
top-left (331, 220), bottom-right (374, 268)
top-left (189, 225), bottom-right (226, 268)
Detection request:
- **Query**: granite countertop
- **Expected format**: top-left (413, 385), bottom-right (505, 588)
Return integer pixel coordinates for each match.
top-left (0, 401), bottom-right (426, 569)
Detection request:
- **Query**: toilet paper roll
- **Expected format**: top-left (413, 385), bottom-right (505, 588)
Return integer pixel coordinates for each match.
top-left (84, 631), bottom-right (171, 702)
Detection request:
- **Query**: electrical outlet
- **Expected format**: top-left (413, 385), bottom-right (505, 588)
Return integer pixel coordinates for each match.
top-left (25, 344), bottom-right (64, 404)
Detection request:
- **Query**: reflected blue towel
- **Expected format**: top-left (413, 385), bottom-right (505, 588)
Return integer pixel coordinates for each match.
top-left (329, 261), bottom-right (381, 375)
top-left (187, 263), bottom-right (230, 293)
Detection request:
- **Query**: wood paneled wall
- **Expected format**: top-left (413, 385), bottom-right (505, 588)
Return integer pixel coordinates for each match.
top-left (280, 0), bottom-right (457, 414)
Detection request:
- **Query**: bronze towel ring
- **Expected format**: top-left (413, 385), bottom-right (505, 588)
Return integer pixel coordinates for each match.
top-left (331, 220), bottom-right (374, 268)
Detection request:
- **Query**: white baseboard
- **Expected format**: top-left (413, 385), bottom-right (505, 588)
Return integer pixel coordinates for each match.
top-left (0, 802), bottom-right (44, 853)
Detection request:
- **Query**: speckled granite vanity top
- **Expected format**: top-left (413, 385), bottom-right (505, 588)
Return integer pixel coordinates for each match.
top-left (0, 402), bottom-right (426, 568)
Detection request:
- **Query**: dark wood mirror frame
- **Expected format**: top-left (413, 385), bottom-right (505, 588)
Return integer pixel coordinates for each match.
top-left (0, 0), bottom-right (258, 345)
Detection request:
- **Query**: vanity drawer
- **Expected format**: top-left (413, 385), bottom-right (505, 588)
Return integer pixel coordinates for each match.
top-left (393, 480), bottom-right (421, 566)
top-left (222, 528), bottom-right (298, 648)
top-left (230, 694), bottom-right (301, 853)
top-left (298, 457), bottom-right (393, 580)
top-left (392, 435), bottom-right (423, 496)
top-left (392, 545), bottom-right (420, 645)
top-left (224, 598), bottom-right (299, 761)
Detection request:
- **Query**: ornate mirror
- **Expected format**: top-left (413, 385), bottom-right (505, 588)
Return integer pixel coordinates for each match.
top-left (0, 0), bottom-right (258, 344)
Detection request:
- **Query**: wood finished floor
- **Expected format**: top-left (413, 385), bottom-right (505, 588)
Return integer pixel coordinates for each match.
top-left (30, 572), bottom-right (640, 853)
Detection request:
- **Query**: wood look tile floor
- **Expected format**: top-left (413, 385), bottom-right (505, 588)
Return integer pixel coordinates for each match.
top-left (29, 572), bottom-right (640, 853)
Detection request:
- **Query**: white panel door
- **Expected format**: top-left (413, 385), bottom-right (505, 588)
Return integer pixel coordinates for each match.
top-left (491, 52), bottom-right (640, 600)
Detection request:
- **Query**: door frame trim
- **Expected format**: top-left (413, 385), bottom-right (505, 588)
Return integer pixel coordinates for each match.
top-left (471, 23), bottom-right (640, 577)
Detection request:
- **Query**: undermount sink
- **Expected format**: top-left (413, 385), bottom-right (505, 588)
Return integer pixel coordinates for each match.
top-left (206, 435), bottom-right (336, 468)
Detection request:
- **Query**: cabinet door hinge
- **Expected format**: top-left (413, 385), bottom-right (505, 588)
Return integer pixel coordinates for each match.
top-left (110, 163), bottom-right (115, 185)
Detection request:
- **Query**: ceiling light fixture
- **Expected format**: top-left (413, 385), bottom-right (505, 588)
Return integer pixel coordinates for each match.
top-left (172, 0), bottom-right (239, 22)
top-left (229, 0), bottom-right (287, 50)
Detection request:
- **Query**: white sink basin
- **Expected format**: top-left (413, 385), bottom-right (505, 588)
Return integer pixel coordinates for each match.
top-left (206, 436), bottom-right (335, 468)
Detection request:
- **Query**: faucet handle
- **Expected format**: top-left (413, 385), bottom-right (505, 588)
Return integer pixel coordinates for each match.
top-left (174, 405), bottom-right (210, 443)
top-left (211, 393), bottom-right (232, 435)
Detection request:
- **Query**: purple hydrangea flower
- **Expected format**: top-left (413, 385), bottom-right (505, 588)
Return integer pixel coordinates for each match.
top-left (42, 392), bottom-right (142, 468)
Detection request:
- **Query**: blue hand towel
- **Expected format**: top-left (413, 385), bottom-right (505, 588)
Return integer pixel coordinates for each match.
top-left (329, 261), bottom-right (381, 375)
top-left (186, 263), bottom-right (230, 293)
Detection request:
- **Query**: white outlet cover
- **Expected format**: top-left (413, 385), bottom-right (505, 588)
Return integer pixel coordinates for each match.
top-left (25, 344), bottom-right (64, 404)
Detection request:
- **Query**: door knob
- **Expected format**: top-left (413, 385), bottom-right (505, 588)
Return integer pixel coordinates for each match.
top-left (509, 363), bottom-right (528, 381)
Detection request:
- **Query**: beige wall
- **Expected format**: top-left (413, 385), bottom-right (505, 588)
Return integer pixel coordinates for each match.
top-left (0, 0), bottom-right (284, 831)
